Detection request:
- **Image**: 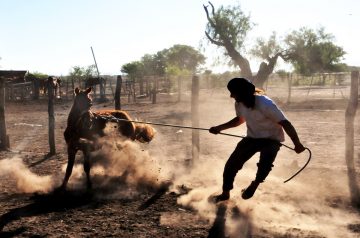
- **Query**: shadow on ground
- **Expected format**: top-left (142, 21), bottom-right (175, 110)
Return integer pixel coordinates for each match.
top-left (0, 189), bottom-right (94, 234)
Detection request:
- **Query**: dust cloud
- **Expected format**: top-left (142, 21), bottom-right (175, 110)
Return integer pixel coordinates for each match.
top-left (0, 132), bottom-right (167, 196)
top-left (0, 157), bottom-right (54, 193)
top-left (155, 90), bottom-right (359, 237)
top-left (0, 90), bottom-right (358, 237)
top-left (85, 136), bottom-right (165, 191)
top-left (168, 147), bottom-right (359, 237)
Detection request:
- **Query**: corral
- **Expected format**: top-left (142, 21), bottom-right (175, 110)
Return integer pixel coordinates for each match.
top-left (0, 73), bottom-right (359, 237)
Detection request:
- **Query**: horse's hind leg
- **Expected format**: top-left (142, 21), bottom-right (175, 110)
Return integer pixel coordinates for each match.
top-left (83, 151), bottom-right (92, 190)
top-left (61, 146), bottom-right (77, 190)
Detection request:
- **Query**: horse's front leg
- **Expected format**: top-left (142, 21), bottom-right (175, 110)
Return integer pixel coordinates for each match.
top-left (61, 144), bottom-right (77, 190)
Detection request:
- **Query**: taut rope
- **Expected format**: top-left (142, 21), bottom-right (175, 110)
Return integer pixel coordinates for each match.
top-left (98, 115), bottom-right (311, 183)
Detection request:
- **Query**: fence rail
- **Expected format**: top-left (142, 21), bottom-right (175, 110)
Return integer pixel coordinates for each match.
top-left (3, 72), bottom-right (355, 104)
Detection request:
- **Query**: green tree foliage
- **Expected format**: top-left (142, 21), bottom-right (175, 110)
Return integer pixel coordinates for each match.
top-left (165, 44), bottom-right (205, 74)
top-left (69, 65), bottom-right (97, 78)
top-left (284, 27), bottom-right (346, 75)
top-left (250, 32), bottom-right (283, 61)
top-left (121, 44), bottom-right (205, 77)
top-left (121, 61), bottom-right (144, 80)
top-left (69, 65), bottom-right (97, 86)
top-left (141, 52), bottom-right (166, 76)
top-left (26, 71), bottom-right (48, 80)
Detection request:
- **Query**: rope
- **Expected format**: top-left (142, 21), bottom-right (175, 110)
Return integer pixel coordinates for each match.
top-left (100, 115), bottom-right (311, 183)
top-left (283, 147), bottom-right (311, 183)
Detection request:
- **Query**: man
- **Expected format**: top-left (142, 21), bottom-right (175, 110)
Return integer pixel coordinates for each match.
top-left (209, 78), bottom-right (305, 201)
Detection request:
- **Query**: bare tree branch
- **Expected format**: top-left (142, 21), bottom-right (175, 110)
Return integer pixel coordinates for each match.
top-left (208, 1), bottom-right (215, 16)
top-left (203, 3), bottom-right (217, 29)
top-left (205, 31), bottom-right (224, 46)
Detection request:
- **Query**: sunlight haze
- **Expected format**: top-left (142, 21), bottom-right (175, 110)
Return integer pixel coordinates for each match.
top-left (0, 0), bottom-right (359, 75)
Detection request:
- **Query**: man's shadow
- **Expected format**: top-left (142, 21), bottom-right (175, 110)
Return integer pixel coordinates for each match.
top-left (207, 203), bottom-right (253, 238)
top-left (207, 203), bottom-right (227, 238)
top-left (0, 189), bottom-right (94, 235)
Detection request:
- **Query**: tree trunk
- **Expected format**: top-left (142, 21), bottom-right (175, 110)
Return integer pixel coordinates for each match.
top-left (139, 77), bottom-right (144, 95)
top-left (223, 40), bottom-right (252, 79)
top-left (253, 54), bottom-right (280, 89)
top-left (345, 71), bottom-right (360, 208)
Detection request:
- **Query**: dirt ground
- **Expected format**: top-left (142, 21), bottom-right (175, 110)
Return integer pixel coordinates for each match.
top-left (0, 87), bottom-right (360, 238)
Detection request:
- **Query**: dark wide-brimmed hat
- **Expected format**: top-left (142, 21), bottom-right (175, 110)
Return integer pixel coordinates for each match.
top-left (227, 77), bottom-right (255, 95)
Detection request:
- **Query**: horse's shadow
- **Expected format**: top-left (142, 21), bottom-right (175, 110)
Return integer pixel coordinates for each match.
top-left (0, 173), bottom-right (165, 236)
top-left (0, 189), bottom-right (94, 234)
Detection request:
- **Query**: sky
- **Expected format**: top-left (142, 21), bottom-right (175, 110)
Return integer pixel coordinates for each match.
top-left (0, 0), bottom-right (359, 76)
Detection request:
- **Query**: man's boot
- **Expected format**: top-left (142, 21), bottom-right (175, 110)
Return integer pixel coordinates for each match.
top-left (241, 181), bottom-right (259, 199)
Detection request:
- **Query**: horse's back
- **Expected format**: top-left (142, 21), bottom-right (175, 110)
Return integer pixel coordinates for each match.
top-left (94, 110), bottom-right (136, 139)
top-left (95, 109), bottom-right (132, 120)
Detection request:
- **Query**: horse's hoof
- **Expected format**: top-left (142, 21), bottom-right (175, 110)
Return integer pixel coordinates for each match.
top-left (53, 186), bottom-right (67, 195)
top-left (86, 182), bottom-right (93, 190)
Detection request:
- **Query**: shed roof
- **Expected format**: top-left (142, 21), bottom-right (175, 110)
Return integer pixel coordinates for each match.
top-left (0, 70), bottom-right (28, 79)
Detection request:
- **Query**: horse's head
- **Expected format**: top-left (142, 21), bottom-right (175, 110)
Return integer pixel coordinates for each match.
top-left (134, 124), bottom-right (156, 143)
top-left (73, 87), bottom-right (93, 112)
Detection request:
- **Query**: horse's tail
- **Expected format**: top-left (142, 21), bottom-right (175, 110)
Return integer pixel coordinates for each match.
top-left (134, 123), bottom-right (156, 143)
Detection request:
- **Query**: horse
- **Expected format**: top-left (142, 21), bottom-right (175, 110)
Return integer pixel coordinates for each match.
top-left (85, 76), bottom-right (103, 88)
top-left (60, 87), bottom-right (155, 190)
top-left (44, 76), bottom-right (62, 98)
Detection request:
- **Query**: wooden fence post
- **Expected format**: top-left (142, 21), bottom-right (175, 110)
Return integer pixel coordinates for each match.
top-left (114, 75), bottom-right (122, 110)
top-left (0, 78), bottom-right (9, 150)
top-left (191, 75), bottom-right (200, 163)
top-left (287, 73), bottom-right (292, 104)
top-left (345, 70), bottom-right (360, 207)
top-left (48, 78), bottom-right (56, 155)
top-left (152, 76), bottom-right (157, 104)
top-left (178, 76), bottom-right (182, 102)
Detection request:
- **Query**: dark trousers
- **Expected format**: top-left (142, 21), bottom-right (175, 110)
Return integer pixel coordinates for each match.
top-left (222, 137), bottom-right (281, 191)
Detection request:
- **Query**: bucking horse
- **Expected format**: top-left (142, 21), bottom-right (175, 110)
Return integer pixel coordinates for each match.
top-left (60, 87), bottom-right (155, 190)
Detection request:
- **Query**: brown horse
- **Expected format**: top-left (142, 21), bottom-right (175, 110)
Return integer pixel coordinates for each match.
top-left (61, 87), bottom-right (155, 190)
top-left (44, 76), bottom-right (62, 98)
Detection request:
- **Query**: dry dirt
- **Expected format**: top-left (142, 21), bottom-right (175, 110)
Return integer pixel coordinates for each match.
top-left (0, 88), bottom-right (360, 238)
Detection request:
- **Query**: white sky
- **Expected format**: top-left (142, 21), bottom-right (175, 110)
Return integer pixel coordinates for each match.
top-left (0, 0), bottom-right (359, 75)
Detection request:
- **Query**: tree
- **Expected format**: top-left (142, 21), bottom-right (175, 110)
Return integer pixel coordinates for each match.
top-left (69, 65), bottom-right (97, 87)
top-left (165, 44), bottom-right (205, 74)
top-left (121, 44), bottom-right (205, 78)
top-left (203, 2), bottom-right (346, 88)
top-left (121, 61), bottom-right (144, 79)
top-left (121, 61), bottom-right (145, 94)
top-left (203, 2), bottom-right (283, 88)
top-left (284, 27), bottom-right (346, 75)
top-left (141, 52), bottom-right (167, 77)
top-left (26, 71), bottom-right (48, 80)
